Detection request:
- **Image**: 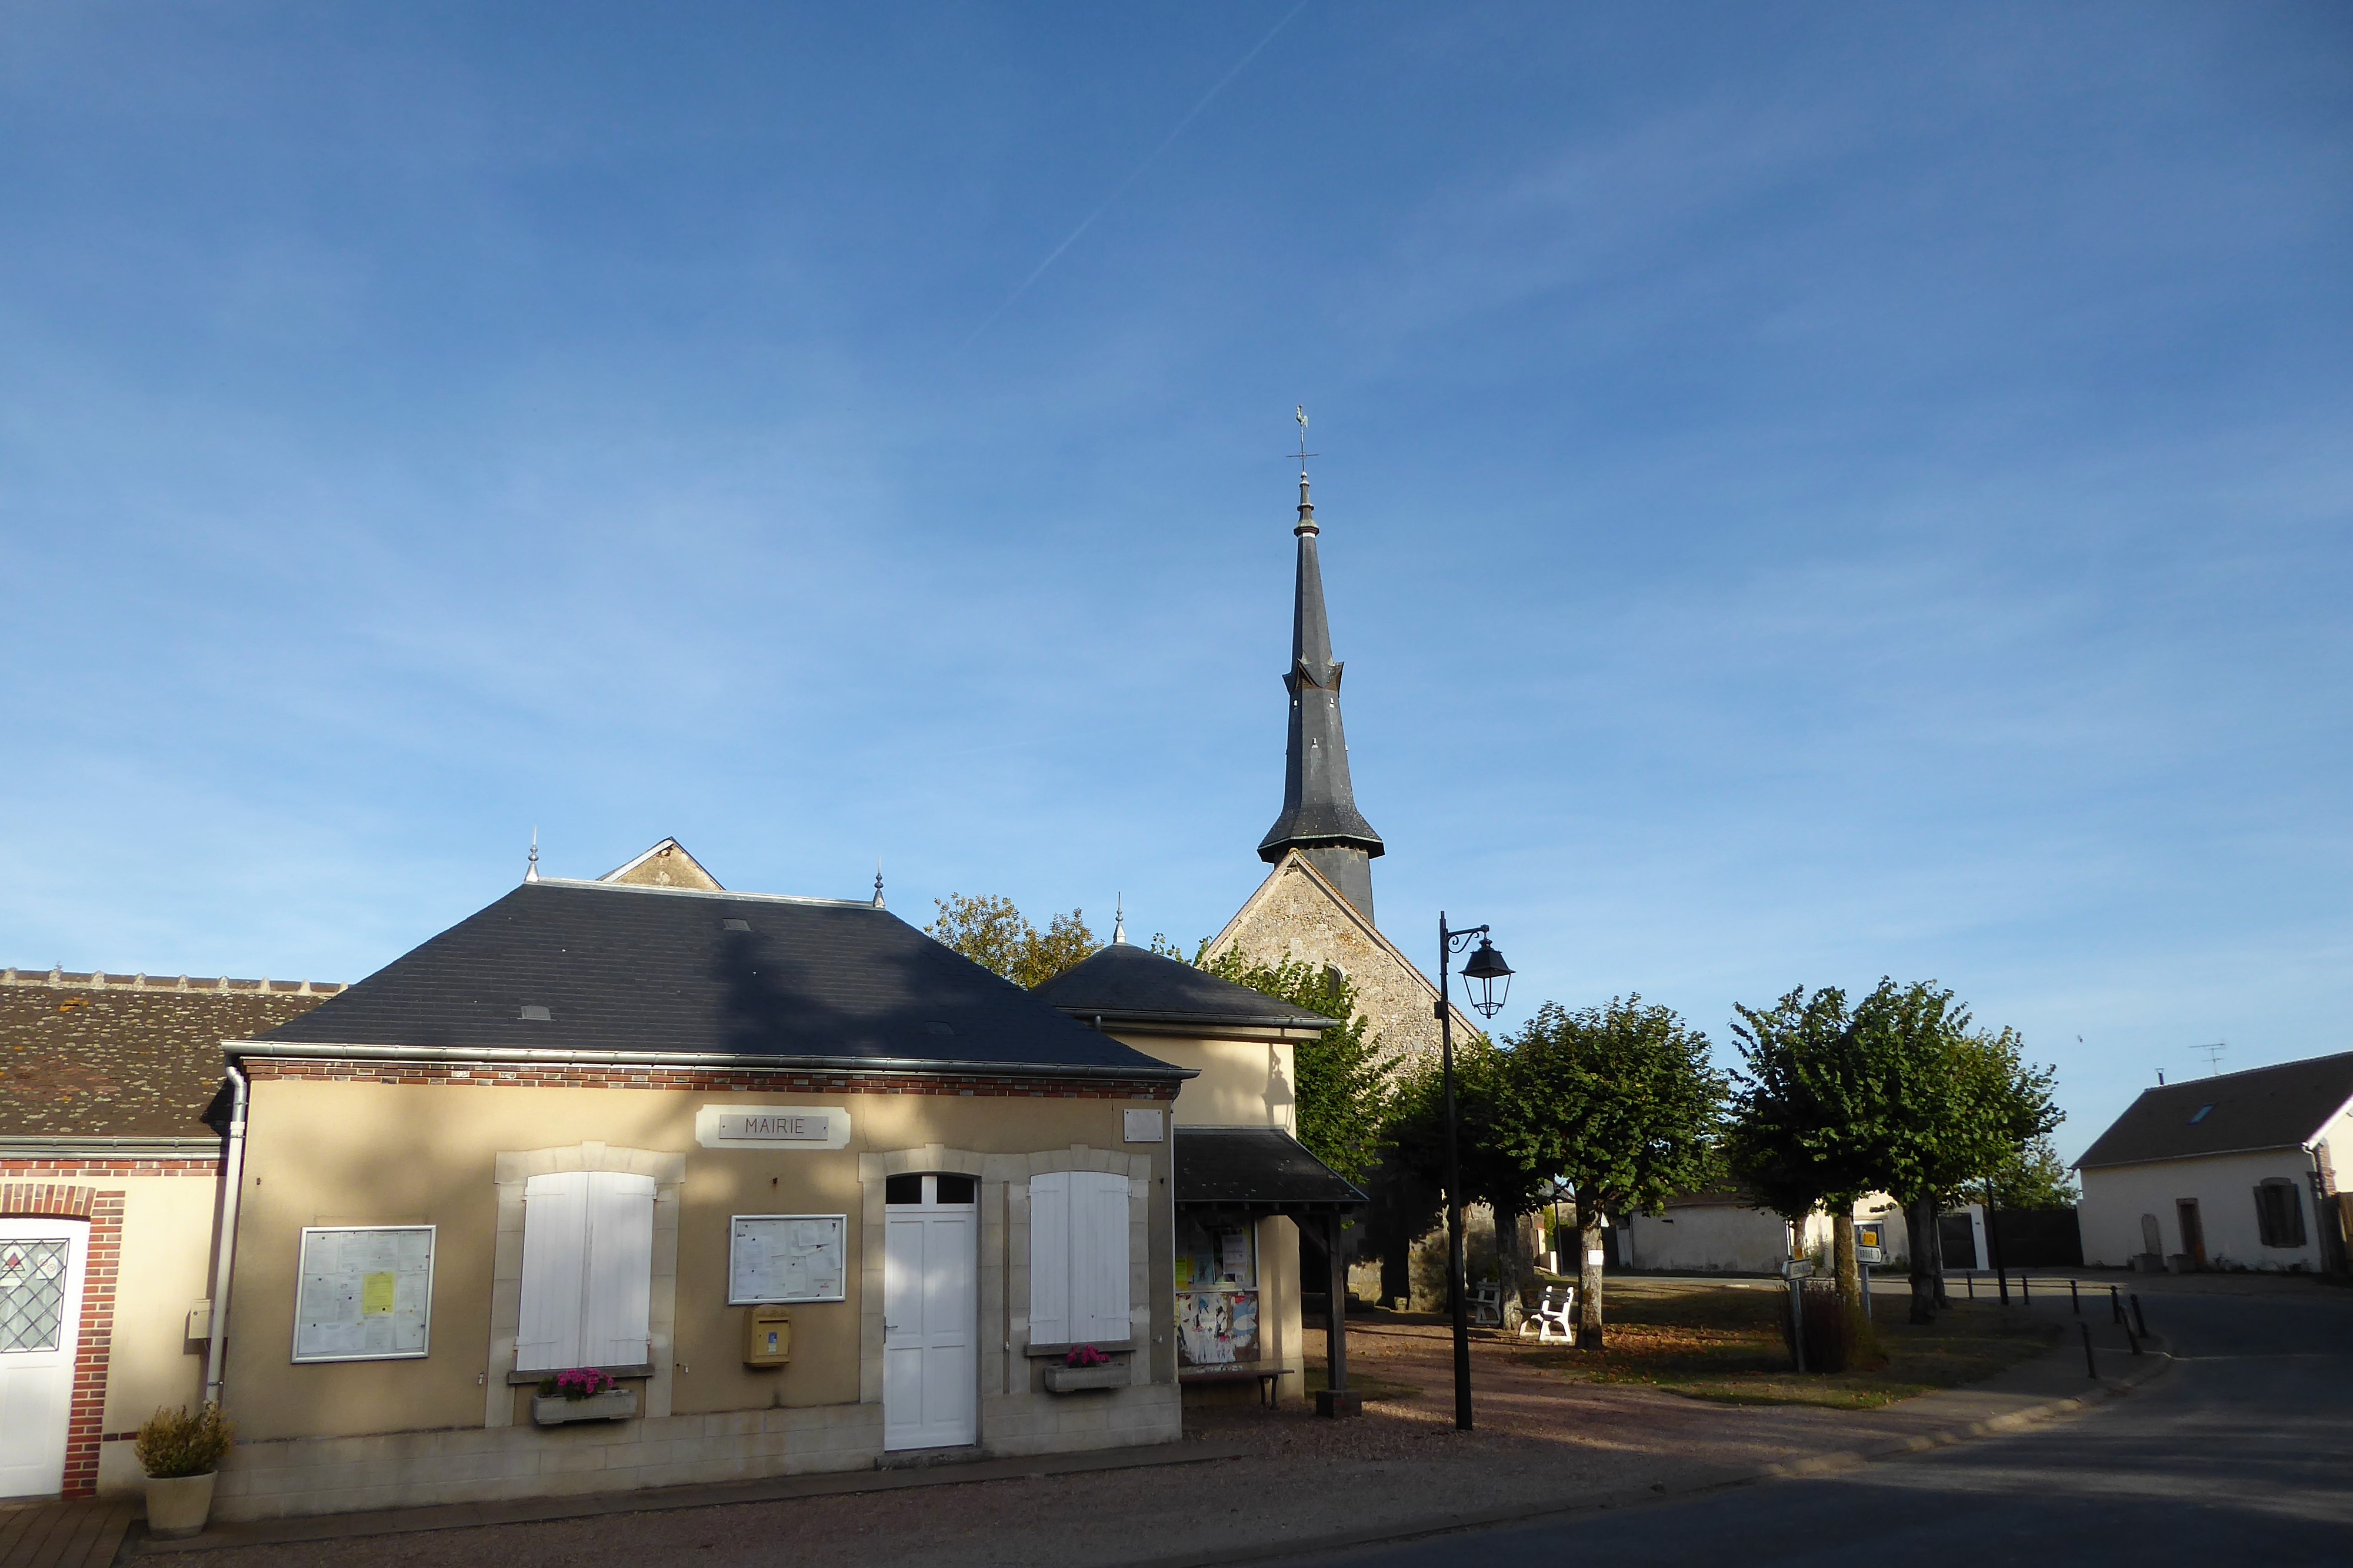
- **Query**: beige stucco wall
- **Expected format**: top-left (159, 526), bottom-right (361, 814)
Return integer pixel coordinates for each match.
top-left (223, 1077), bottom-right (1175, 1449)
top-left (85, 1171), bottom-right (221, 1496)
top-left (1121, 1033), bottom-right (1295, 1135)
top-left (2080, 1148), bottom-right (2324, 1269)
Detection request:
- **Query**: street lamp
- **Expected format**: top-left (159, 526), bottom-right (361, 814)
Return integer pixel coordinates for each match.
top-left (1437, 912), bottom-right (1512, 1432)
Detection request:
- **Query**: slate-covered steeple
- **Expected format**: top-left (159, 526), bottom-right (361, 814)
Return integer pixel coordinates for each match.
top-left (1258, 465), bottom-right (1384, 920)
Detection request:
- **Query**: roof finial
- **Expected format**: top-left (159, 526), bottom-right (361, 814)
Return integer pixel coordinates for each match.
top-left (1113, 894), bottom-right (1127, 945)
top-left (1293, 405), bottom-right (1318, 537)
top-left (872, 861), bottom-right (886, 909)
top-left (525, 827), bottom-right (541, 883)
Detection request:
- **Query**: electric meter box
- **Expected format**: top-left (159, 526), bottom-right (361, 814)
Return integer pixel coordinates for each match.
top-left (744, 1305), bottom-right (791, 1366)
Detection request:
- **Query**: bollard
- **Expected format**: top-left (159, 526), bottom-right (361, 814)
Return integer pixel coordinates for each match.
top-left (2069, 1277), bottom-right (2080, 1315)
top-left (2132, 1293), bottom-right (2149, 1339)
top-left (1967, 1273), bottom-right (1975, 1300)
top-left (2111, 1285), bottom-right (2124, 1325)
top-left (2081, 1321), bottom-right (2097, 1379)
top-left (2124, 1313), bottom-right (2142, 1357)
top-left (2021, 1273), bottom-right (2031, 1304)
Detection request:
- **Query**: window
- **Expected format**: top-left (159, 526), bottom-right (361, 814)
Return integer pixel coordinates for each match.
top-left (2254, 1179), bottom-right (2307, 1249)
top-left (2188, 1105), bottom-right (2215, 1125)
top-left (516, 1170), bottom-right (656, 1372)
top-left (1028, 1170), bottom-right (1130, 1347)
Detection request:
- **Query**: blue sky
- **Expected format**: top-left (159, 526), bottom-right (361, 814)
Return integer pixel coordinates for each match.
top-left (4, 3), bottom-right (2348, 1158)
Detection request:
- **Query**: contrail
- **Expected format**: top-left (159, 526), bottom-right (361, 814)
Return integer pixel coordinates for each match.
top-left (961, 0), bottom-right (1313, 352)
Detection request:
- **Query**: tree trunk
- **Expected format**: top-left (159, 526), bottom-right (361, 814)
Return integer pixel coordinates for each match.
top-left (1494, 1209), bottom-right (1521, 1331)
top-left (1905, 1195), bottom-right (1939, 1325)
top-left (1833, 1212), bottom-right (1861, 1322)
top-left (1577, 1206), bottom-right (1606, 1350)
top-left (1931, 1199), bottom-right (1952, 1308)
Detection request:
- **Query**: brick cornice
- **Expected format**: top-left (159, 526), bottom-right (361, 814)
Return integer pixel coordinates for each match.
top-left (241, 1057), bottom-right (1177, 1100)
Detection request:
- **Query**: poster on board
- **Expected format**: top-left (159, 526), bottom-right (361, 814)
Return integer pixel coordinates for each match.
top-left (292, 1225), bottom-right (434, 1362)
top-left (728, 1215), bottom-right (847, 1304)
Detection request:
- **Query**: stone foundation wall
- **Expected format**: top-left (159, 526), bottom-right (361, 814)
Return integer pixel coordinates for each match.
top-left (212, 1384), bottom-right (1181, 1520)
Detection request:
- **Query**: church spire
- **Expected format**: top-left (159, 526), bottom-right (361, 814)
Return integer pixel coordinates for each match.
top-left (1258, 412), bottom-right (1383, 919)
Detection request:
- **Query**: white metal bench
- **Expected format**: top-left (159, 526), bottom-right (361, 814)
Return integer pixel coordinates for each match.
top-left (1516, 1283), bottom-right (1576, 1344)
top-left (1467, 1281), bottom-right (1504, 1327)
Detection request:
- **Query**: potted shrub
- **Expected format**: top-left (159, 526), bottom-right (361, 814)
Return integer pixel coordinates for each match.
top-left (531, 1367), bottom-right (639, 1425)
top-left (1042, 1344), bottom-right (1127, 1394)
top-left (135, 1403), bottom-right (234, 1539)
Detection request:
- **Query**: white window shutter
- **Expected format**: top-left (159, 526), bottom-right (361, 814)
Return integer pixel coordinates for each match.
top-left (516, 1171), bottom-right (589, 1372)
top-left (582, 1172), bottom-right (656, 1367)
top-left (1028, 1172), bottom-right (1071, 1347)
top-left (1073, 1172), bottom-right (1131, 1345)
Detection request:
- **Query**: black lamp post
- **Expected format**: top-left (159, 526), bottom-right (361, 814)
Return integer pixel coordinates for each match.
top-left (1437, 912), bottom-right (1512, 1432)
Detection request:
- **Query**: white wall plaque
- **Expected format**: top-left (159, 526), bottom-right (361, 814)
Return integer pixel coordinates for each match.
top-left (291, 1225), bottom-right (434, 1363)
top-left (1122, 1109), bottom-right (1164, 1143)
top-left (728, 1214), bottom-right (848, 1303)
top-left (694, 1104), bottom-right (851, 1150)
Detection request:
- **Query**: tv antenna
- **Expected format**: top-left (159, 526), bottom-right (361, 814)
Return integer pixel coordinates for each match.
top-left (2191, 1041), bottom-right (2228, 1076)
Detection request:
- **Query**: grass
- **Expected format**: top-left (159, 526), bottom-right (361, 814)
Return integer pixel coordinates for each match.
top-left (1513, 1279), bottom-right (2063, 1410)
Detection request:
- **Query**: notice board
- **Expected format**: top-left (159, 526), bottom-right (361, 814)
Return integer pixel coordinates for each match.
top-left (728, 1215), bottom-right (847, 1304)
top-left (291, 1225), bottom-right (435, 1362)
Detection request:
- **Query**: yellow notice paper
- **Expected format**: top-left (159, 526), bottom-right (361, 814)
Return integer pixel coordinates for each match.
top-left (361, 1272), bottom-right (396, 1316)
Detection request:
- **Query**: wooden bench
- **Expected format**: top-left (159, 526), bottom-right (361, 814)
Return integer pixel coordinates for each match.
top-left (1181, 1366), bottom-right (1292, 1406)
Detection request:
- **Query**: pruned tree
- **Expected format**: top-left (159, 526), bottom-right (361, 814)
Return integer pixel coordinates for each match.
top-left (1502, 997), bottom-right (1726, 1348)
top-left (924, 894), bottom-right (1094, 988)
top-left (1726, 986), bottom-right (1882, 1342)
top-left (1386, 1035), bottom-right (1545, 1303)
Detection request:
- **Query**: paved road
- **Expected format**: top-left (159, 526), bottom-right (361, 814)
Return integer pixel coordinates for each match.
top-left (1295, 1283), bottom-right (2353, 1568)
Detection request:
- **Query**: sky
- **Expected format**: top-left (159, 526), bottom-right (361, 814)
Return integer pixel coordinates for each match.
top-left (3, 3), bottom-right (2348, 1160)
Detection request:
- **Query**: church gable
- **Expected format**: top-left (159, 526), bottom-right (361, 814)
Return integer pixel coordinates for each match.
top-left (598, 838), bottom-right (724, 891)
top-left (1207, 851), bottom-right (1475, 1075)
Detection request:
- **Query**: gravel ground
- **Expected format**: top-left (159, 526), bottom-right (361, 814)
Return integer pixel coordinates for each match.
top-left (178, 1319), bottom-right (2083, 1568)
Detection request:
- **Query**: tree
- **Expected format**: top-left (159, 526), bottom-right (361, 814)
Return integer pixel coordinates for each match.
top-left (1846, 979), bottom-right (1981, 1324)
top-left (1726, 986), bottom-right (1882, 1343)
top-left (1198, 950), bottom-right (1390, 1186)
top-left (924, 895), bottom-right (1095, 988)
top-left (1503, 997), bottom-right (1726, 1348)
top-left (1988, 1135), bottom-right (2077, 1209)
top-left (1386, 1035), bottom-right (1545, 1301)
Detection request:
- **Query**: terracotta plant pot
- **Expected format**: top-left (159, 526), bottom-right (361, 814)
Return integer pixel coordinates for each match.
top-left (144, 1470), bottom-right (217, 1539)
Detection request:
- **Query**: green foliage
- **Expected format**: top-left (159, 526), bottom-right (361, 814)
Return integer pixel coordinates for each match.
top-left (1989, 1135), bottom-right (2078, 1208)
top-left (1198, 950), bottom-right (1390, 1185)
top-left (924, 894), bottom-right (1096, 988)
top-left (1725, 985), bottom-right (1880, 1221)
top-left (1387, 1034), bottom-right (1546, 1220)
top-left (135, 1403), bottom-right (235, 1479)
top-left (1503, 997), bottom-right (1727, 1225)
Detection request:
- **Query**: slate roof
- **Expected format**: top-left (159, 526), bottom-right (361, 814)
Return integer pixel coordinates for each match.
top-left (1173, 1126), bottom-right (1365, 1213)
top-left (1, 972), bottom-right (338, 1140)
top-left (251, 879), bottom-right (1189, 1081)
top-left (2075, 1051), bottom-right (2353, 1170)
top-left (1031, 943), bottom-right (1333, 1033)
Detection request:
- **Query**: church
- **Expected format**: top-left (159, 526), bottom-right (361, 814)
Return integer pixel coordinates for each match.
top-left (1199, 458), bottom-right (1494, 1309)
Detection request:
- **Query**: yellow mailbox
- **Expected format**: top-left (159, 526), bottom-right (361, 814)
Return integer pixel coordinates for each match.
top-left (745, 1305), bottom-right (791, 1366)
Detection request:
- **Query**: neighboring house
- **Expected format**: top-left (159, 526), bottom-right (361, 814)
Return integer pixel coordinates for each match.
top-left (2075, 1053), bottom-right (2353, 1273)
top-left (0, 968), bottom-right (339, 1499)
top-left (191, 855), bottom-right (1197, 1521)
top-left (1618, 1193), bottom-right (1912, 1276)
top-left (1033, 938), bottom-right (1364, 1403)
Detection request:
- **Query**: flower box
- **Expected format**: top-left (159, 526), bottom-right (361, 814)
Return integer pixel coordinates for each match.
top-left (532, 1387), bottom-right (639, 1425)
top-left (1043, 1362), bottom-right (1129, 1394)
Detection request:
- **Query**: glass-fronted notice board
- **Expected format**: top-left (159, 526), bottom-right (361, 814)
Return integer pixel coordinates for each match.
top-left (728, 1214), bottom-right (848, 1304)
top-left (1174, 1216), bottom-right (1258, 1366)
top-left (292, 1225), bottom-right (435, 1362)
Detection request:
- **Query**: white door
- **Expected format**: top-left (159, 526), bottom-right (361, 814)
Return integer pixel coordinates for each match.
top-left (0, 1220), bottom-right (88, 1498)
top-left (882, 1176), bottom-right (976, 1452)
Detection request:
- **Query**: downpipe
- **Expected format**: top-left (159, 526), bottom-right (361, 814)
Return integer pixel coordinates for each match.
top-left (202, 1059), bottom-right (249, 1407)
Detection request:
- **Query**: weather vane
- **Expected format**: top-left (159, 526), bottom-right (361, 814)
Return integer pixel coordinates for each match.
top-left (1292, 405), bottom-right (1317, 475)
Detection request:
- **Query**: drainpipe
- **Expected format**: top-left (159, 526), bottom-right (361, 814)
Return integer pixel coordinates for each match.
top-left (203, 1059), bottom-right (250, 1407)
top-left (2306, 1143), bottom-right (2344, 1275)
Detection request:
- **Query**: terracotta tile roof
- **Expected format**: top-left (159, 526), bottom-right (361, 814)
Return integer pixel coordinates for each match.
top-left (0, 969), bottom-right (341, 1139)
